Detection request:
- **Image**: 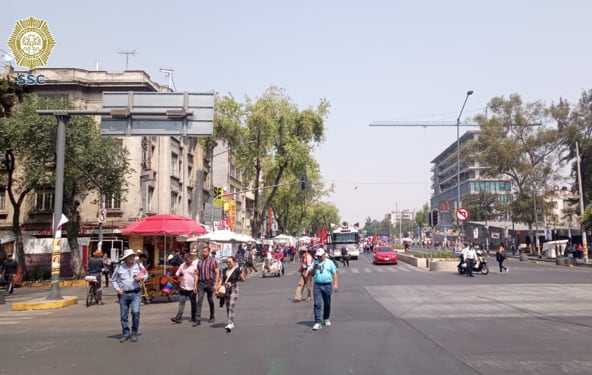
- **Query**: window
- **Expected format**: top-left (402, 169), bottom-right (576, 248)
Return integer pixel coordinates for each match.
top-left (147, 187), bottom-right (155, 212)
top-left (171, 152), bottom-right (179, 178)
top-left (105, 194), bottom-right (121, 210)
top-left (36, 190), bottom-right (54, 211)
top-left (170, 191), bottom-right (178, 212)
top-left (0, 188), bottom-right (5, 211)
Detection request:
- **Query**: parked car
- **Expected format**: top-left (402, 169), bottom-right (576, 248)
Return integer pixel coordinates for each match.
top-left (373, 246), bottom-right (398, 265)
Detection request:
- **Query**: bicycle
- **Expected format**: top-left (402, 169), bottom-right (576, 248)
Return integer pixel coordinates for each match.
top-left (84, 275), bottom-right (100, 307)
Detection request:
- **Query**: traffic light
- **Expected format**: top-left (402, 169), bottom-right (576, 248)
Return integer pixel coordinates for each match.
top-left (431, 209), bottom-right (439, 227)
top-left (300, 174), bottom-right (308, 190)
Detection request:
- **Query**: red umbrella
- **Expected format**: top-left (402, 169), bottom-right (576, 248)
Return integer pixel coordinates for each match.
top-left (122, 214), bottom-right (206, 276)
top-left (122, 214), bottom-right (207, 236)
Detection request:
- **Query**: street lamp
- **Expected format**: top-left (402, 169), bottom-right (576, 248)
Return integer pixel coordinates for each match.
top-left (456, 90), bottom-right (474, 242)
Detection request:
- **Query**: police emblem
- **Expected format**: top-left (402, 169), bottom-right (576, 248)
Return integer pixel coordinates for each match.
top-left (7, 17), bottom-right (56, 69)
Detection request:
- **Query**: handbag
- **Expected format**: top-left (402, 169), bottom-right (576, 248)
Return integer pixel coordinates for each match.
top-left (215, 284), bottom-right (226, 298)
top-left (215, 267), bottom-right (236, 297)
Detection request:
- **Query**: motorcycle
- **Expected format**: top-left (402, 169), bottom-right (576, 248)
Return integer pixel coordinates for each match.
top-left (458, 250), bottom-right (489, 275)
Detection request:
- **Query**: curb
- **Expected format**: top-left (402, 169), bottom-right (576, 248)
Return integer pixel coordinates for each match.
top-left (11, 296), bottom-right (78, 311)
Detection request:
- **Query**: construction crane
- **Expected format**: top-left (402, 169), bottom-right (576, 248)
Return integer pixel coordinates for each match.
top-left (369, 121), bottom-right (480, 127)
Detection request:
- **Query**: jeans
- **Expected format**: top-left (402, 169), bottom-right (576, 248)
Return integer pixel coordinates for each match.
top-left (498, 259), bottom-right (507, 272)
top-left (466, 259), bottom-right (475, 277)
top-left (313, 283), bottom-right (333, 323)
top-left (176, 289), bottom-right (197, 320)
top-left (118, 291), bottom-right (141, 335)
top-left (196, 280), bottom-right (215, 320)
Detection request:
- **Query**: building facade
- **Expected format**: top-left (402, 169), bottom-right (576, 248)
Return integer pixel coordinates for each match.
top-left (430, 130), bottom-right (512, 227)
top-left (1, 68), bottom-right (216, 260)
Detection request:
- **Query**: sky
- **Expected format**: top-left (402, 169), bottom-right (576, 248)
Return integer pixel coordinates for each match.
top-left (2, 1), bottom-right (592, 224)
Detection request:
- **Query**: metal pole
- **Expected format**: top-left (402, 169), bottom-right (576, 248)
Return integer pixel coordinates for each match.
top-left (47, 114), bottom-right (68, 300)
top-left (456, 90), bottom-right (474, 243)
top-left (576, 142), bottom-right (588, 263)
top-left (98, 192), bottom-right (104, 253)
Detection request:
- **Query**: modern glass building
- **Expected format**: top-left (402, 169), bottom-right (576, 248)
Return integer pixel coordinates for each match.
top-left (430, 130), bottom-right (512, 227)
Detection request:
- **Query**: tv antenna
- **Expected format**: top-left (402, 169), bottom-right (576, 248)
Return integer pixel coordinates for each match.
top-left (159, 68), bottom-right (176, 91)
top-left (116, 49), bottom-right (138, 70)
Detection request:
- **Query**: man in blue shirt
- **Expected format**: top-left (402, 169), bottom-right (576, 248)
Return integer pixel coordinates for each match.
top-left (112, 249), bottom-right (148, 343)
top-left (307, 248), bottom-right (339, 331)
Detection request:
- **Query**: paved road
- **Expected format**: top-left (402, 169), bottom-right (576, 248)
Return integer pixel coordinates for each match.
top-left (2, 253), bottom-right (592, 375)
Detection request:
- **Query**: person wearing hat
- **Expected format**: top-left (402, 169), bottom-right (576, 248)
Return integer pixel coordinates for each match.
top-left (111, 249), bottom-right (148, 343)
top-left (307, 247), bottom-right (339, 331)
top-left (88, 250), bottom-right (105, 304)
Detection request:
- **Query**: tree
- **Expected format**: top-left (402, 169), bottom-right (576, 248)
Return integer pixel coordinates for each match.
top-left (414, 203), bottom-right (430, 239)
top-left (463, 191), bottom-right (498, 222)
top-left (237, 86), bottom-right (329, 238)
top-left (550, 90), bottom-right (592, 206)
top-left (470, 94), bottom-right (564, 225)
top-left (0, 76), bottom-right (26, 118)
top-left (0, 95), bottom-right (131, 277)
top-left (305, 202), bottom-right (339, 236)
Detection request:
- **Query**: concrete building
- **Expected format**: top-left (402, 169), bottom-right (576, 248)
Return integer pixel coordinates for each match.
top-left (430, 130), bottom-right (512, 227)
top-left (209, 140), bottom-right (255, 234)
top-left (0, 68), bottom-right (216, 262)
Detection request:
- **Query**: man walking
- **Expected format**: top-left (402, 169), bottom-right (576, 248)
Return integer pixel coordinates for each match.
top-left (195, 247), bottom-right (220, 326)
top-left (171, 253), bottom-right (198, 325)
top-left (307, 248), bottom-right (338, 331)
top-left (112, 249), bottom-right (148, 343)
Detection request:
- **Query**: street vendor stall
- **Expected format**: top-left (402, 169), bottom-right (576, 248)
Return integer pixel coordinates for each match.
top-left (122, 214), bottom-right (206, 302)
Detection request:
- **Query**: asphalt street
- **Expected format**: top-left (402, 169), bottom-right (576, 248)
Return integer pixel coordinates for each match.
top-left (1, 251), bottom-right (592, 375)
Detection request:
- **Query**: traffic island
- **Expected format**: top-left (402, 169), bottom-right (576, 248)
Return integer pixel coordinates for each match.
top-left (12, 296), bottom-right (78, 311)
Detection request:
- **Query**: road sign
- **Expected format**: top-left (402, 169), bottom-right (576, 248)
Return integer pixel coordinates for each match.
top-left (98, 208), bottom-right (107, 223)
top-left (100, 91), bottom-right (214, 136)
top-left (456, 208), bottom-right (469, 222)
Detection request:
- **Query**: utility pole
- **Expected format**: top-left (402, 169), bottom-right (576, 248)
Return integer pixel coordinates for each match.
top-left (576, 142), bottom-right (588, 263)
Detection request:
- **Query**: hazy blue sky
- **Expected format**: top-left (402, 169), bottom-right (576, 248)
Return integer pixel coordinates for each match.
top-left (3, 1), bottom-right (591, 224)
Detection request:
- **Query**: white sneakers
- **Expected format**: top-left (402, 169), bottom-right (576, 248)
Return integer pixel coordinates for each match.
top-left (312, 320), bottom-right (331, 330)
top-left (225, 322), bottom-right (235, 332)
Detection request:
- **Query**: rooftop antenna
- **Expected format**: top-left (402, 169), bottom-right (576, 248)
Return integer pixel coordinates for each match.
top-left (159, 68), bottom-right (176, 91)
top-left (116, 49), bottom-right (138, 70)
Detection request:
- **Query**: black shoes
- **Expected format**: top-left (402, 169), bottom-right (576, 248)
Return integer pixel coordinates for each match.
top-left (192, 320), bottom-right (200, 327)
top-left (171, 316), bottom-right (182, 324)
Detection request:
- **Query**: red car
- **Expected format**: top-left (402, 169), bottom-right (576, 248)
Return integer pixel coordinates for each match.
top-left (373, 246), bottom-right (398, 265)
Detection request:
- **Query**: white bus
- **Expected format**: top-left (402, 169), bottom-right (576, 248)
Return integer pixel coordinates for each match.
top-left (328, 223), bottom-right (360, 260)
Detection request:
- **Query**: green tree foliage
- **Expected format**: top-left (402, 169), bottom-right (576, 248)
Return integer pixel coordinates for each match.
top-left (0, 95), bottom-right (131, 276)
top-left (463, 190), bottom-right (499, 222)
top-left (362, 217), bottom-right (394, 239)
top-left (305, 202), bottom-right (340, 236)
top-left (0, 77), bottom-right (26, 118)
top-left (470, 94), bottom-right (564, 226)
top-left (233, 86), bottom-right (329, 237)
top-left (550, 90), bottom-right (592, 205)
top-left (415, 203), bottom-right (430, 234)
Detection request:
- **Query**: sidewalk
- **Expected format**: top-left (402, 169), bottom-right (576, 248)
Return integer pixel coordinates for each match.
top-left (0, 283), bottom-right (91, 311)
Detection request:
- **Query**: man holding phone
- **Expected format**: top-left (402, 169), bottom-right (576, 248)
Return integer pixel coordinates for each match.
top-left (307, 248), bottom-right (338, 331)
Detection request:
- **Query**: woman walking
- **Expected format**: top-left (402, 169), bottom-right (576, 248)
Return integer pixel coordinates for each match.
top-left (216, 256), bottom-right (245, 332)
top-left (496, 244), bottom-right (509, 273)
